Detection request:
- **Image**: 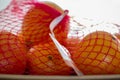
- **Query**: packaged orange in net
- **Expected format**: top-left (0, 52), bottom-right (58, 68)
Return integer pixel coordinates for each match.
top-left (0, 0), bottom-right (120, 79)
top-left (0, 0), bottom-right (72, 75)
top-left (64, 20), bottom-right (120, 75)
top-left (0, 0), bottom-right (33, 74)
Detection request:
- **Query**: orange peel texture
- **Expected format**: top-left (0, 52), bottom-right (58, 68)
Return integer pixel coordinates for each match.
top-left (71, 31), bottom-right (120, 75)
top-left (27, 42), bottom-right (73, 75)
top-left (20, 1), bottom-right (70, 49)
top-left (0, 31), bottom-right (27, 74)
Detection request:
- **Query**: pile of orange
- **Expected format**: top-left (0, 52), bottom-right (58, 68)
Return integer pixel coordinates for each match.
top-left (0, 1), bottom-right (72, 75)
top-left (0, 0), bottom-right (120, 75)
top-left (20, 1), bottom-right (72, 75)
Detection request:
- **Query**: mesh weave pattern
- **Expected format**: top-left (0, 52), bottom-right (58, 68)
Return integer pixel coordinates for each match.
top-left (0, 0), bottom-right (35, 74)
top-left (66, 30), bottom-right (120, 75)
top-left (0, 31), bottom-right (27, 74)
top-left (27, 42), bottom-right (73, 75)
top-left (0, 0), bottom-right (120, 75)
top-left (0, 0), bottom-right (71, 75)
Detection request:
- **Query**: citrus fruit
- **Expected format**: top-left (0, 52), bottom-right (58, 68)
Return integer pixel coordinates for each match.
top-left (71, 31), bottom-right (120, 75)
top-left (20, 1), bottom-right (70, 48)
top-left (0, 31), bottom-right (27, 74)
top-left (27, 41), bottom-right (73, 75)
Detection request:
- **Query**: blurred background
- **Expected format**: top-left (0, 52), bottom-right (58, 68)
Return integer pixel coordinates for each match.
top-left (0, 0), bottom-right (120, 24)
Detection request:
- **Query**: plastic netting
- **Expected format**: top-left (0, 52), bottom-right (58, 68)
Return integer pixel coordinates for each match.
top-left (0, 0), bottom-right (71, 75)
top-left (0, 0), bottom-right (120, 75)
top-left (62, 18), bottom-right (120, 75)
top-left (0, 0), bottom-right (36, 74)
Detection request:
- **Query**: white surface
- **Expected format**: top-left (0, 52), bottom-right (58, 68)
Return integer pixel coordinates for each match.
top-left (0, 0), bottom-right (120, 24)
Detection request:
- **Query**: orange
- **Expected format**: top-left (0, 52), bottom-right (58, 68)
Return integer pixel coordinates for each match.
top-left (64, 37), bottom-right (81, 54)
top-left (43, 1), bottom-right (64, 13)
top-left (0, 31), bottom-right (27, 74)
top-left (71, 31), bottom-right (120, 75)
top-left (27, 41), bottom-right (73, 75)
top-left (20, 1), bottom-right (70, 48)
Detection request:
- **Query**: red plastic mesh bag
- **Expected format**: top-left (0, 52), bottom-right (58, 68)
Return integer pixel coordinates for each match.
top-left (0, 0), bottom-right (36, 74)
top-left (0, 0), bottom-right (72, 75)
top-left (0, 0), bottom-right (120, 75)
top-left (65, 20), bottom-right (120, 75)
top-left (0, 0), bottom-right (35, 74)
